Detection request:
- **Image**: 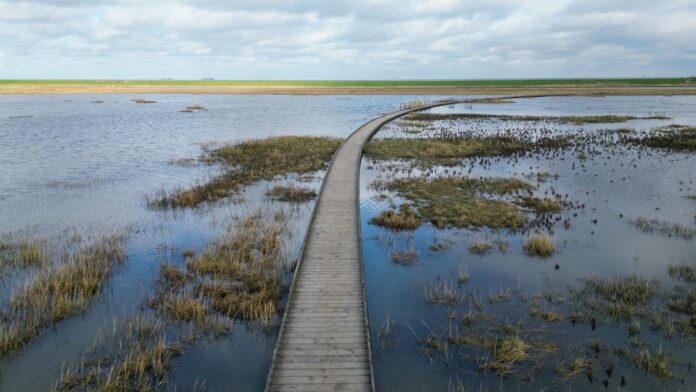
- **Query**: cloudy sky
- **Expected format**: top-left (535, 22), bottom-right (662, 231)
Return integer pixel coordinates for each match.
top-left (1, 0), bottom-right (695, 80)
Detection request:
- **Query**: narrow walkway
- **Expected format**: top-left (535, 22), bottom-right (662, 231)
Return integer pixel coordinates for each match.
top-left (265, 102), bottom-right (457, 392)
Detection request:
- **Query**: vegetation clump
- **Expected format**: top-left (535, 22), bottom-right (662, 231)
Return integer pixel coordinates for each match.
top-left (376, 177), bottom-right (532, 230)
top-left (149, 213), bottom-right (286, 324)
top-left (518, 196), bottom-right (563, 214)
top-left (0, 235), bottom-right (49, 269)
top-left (614, 346), bottom-right (673, 380)
top-left (582, 275), bottom-right (657, 307)
top-left (151, 136), bottom-right (341, 208)
top-left (667, 261), bottom-right (696, 283)
top-left (266, 185), bottom-right (317, 203)
top-left (55, 315), bottom-right (183, 391)
top-left (369, 204), bottom-right (422, 230)
top-left (523, 235), bottom-right (555, 257)
top-left (557, 358), bottom-right (592, 380)
top-left (365, 137), bottom-right (527, 164)
top-left (132, 99), bottom-right (157, 104)
top-left (405, 112), bottom-right (668, 124)
top-left (628, 125), bottom-right (696, 151)
top-left (469, 240), bottom-right (494, 255)
top-left (632, 217), bottom-right (695, 240)
top-left (0, 233), bottom-right (127, 355)
top-left (390, 250), bottom-right (420, 266)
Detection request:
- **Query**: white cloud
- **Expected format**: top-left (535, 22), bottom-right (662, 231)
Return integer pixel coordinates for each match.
top-left (0, 0), bottom-right (694, 79)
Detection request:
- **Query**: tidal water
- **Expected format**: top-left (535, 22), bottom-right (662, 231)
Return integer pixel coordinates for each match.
top-left (361, 96), bottom-right (696, 391)
top-left (0, 93), bottom-right (458, 391)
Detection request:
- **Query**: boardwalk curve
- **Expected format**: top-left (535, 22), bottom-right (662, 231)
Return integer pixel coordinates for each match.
top-left (265, 101), bottom-right (458, 392)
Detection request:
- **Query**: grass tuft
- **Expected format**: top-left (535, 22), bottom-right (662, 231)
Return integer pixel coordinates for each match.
top-left (523, 235), bottom-right (555, 257)
top-left (266, 185), bottom-right (317, 203)
top-left (370, 204), bottom-right (422, 230)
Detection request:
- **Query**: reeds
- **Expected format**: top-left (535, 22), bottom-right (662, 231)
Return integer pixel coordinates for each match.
top-left (633, 217), bottom-right (695, 240)
top-left (150, 213), bottom-right (287, 325)
top-left (54, 315), bottom-right (182, 391)
top-left (615, 346), bottom-right (673, 380)
top-left (0, 233), bottom-right (127, 355)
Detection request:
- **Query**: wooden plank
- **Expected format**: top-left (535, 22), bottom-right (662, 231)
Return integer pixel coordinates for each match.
top-left (266, 102), bottom-right (458, 391)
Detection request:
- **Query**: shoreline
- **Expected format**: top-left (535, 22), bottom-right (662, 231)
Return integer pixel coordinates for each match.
top-left (2, 84), bottom-right (696, 96)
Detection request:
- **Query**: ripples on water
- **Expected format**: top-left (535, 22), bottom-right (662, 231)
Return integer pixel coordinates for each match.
top-left (0, 93), bottom-right (457, 391)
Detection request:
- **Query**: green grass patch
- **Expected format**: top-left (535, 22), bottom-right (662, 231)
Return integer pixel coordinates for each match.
top-left (376, 177), bottom-right (532, 230)
top-left (151, 136), bottom-right (341, 208)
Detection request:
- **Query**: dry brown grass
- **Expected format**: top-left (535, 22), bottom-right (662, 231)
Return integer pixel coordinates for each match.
top-left (370, 204), bottom-right (422, 230)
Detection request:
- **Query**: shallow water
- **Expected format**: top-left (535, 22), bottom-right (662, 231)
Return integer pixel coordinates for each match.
top-left (0, 93), bottom-right (460, 391)
top-left (361, 96), bottom-right (696, 391)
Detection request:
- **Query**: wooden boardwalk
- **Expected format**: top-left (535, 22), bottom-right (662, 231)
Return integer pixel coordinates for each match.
top-left (265, 102), bottom-right (456, 392)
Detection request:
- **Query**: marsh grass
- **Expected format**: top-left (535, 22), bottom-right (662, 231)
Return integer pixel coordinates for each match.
top-left (667, 261), bottom-right (696, 283)
top-left (266, 185), bottom-right (317, 203)
top-left (523, 235), bottom-right (555, 257)
top-left (390, 250), bottom-right (419, 266)
top-left (54, 315), bottom-right (183, 391)
top-left (376, 177), bottom-right (532, 229)
top-left (370, 204), bottom-right (422, 230)
top-left (424, 281), bottom-right (466, 305)
top-left (633, 217), bottom-right (695, 240)
top-left (150, 213), bottom-right (287, 325)
top-left (0, 233), bottom-right (127, 355)
top-left (518, 196), bottom-right (563, 214)
top-left (614, 346), bottom-right (673, 380)
top-left (405, 112), bottom-right (668, 125)
top-left (364, 136), bottom-right (571, 165)
top-left (469, 241), bottom-right (493, 255)
top-left (629, 126), bottom-right (696, 151)
top-left (0, 235), bottom-right (49, 269)
top-left (557, 358), bottom-right (592, 380)
top-left (151, 136), bottom-right (341, 208)
top-left (667, 286), bottom-right (696, 316)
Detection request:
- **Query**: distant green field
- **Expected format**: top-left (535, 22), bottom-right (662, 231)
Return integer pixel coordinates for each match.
top-left (0, 78), bottom-right (693, 87)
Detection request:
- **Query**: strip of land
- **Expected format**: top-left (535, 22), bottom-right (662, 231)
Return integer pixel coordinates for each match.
top-left (1, 79), bottom-right (696, 95)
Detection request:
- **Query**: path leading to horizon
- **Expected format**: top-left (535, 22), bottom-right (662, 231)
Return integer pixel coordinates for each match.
top-left (265, 101), bottom-right (457, 392)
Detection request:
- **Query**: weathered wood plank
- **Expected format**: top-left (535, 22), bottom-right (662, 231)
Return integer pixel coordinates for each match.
top-left (266, 102), bottom-right (458, 391)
